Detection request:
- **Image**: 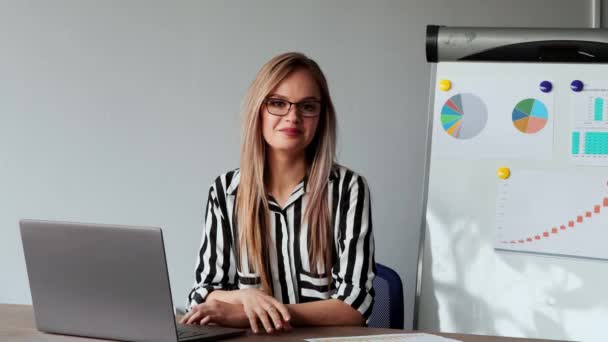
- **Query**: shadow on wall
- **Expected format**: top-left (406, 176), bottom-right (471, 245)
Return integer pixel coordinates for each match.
top-left (420, 196), bottom-right (583, 340)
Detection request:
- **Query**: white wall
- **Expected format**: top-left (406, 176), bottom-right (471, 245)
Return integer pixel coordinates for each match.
top-left (0, 0), bottom-right (593, 330)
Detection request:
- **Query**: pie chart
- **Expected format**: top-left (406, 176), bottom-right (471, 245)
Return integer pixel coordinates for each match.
top-left (440, 93), bottom-right (487, 139)
top-left (512, 98), bottom-right (548, 134)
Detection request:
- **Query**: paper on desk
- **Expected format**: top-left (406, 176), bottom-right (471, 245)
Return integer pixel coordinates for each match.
top-left (305, 333), bottom-right (461, 342)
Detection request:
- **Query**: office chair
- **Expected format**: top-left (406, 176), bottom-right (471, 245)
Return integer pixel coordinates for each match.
top-left (368, 263), bottom-right (404, 329)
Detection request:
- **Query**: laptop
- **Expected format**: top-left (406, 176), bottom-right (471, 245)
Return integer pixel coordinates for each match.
top-left (19, 219), bottom-right (245, 342)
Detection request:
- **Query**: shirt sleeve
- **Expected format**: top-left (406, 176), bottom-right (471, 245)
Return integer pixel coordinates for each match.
top-left (331, 173), bottom-right (376, 322)
top-left (186, 183), bottom-right (237, 311)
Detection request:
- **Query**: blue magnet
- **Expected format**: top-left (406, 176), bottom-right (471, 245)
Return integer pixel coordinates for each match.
top-left (539, 81), bottom-right (552, 93)
top-left (570, 80), bottom-right (584, 92)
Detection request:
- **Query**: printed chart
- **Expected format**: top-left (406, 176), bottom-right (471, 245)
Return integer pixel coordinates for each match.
top-left (440, 93), bottom-right (487, 139)
top-left (494, 171), bottom-right (608, 261)
top-left (432, 73), bottom-right (554, 160)
top-left (572, 130), bottom-right (608, 156)
top-left (512, 98), bottom-right (549, 134)
top-left (570, 82), bottom-right (608, 165)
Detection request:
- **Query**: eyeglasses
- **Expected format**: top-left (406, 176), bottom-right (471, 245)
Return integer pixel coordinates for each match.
top-left (264, 97), bottom-right (322, 117)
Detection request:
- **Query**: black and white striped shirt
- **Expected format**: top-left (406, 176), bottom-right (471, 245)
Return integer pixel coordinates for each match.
top-left (187, 165), bottom-right (376, 320)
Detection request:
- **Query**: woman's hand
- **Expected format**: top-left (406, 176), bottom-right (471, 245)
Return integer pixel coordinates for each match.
top-left (179, 299), bottom-right (248, 328)
top-left (179, 289), bottom-right (292, 334)
top-left (237, 288), bottom-right (292, 334)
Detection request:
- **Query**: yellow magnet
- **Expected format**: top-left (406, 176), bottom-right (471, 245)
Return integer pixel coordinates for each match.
top-left (497, 167), bottom-right (511, 180)
top-left (439, 79), bottom-right (452, 91)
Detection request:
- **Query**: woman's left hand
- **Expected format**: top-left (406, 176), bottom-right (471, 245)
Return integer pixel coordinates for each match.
top-left (180, 299), bottom-right (249, 328)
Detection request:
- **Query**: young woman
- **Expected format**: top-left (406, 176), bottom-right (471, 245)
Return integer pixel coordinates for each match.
top-left (180, 52), bottom-right (375, 334)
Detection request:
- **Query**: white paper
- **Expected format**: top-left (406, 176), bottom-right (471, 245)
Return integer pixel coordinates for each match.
top-left (494, 170), bottom-right (608, 261)
top-left (432, 65), bottom-right (554, 160)
top-left (306, 333), bottom-right (461, 342)
top-left (570, 81), bottom-right (608, 166)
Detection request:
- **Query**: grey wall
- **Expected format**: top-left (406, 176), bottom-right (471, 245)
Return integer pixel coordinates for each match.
top-left (0, 0), bottom-right (594, 330)
top-left (603, 0), bottom-right (608, 27)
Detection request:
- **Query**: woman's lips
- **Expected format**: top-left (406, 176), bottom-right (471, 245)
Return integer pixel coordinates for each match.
top-left (279, 128), bottom-right (302, 136)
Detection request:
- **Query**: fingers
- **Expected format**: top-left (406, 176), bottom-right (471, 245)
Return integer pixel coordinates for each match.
top-left (240, 290), bottom-right (292, 334)
top-left (254, 307), bottom-right (274, 334)
top-left (269, 298), bottom-right (291, 323)
top-left (265, 306), bottom-right (283, 331)
top-left (184, 305), bottom-right (211, 325)
top-left (179, 312), bottom-right (188, 324)
top-left (246, 311), bottom-right (260, 334)
top-left (186, 310), bottom-right (203, 325)
top-left (199, 315), bottom-right (211, 326)
top-left (180, 304), bottom-right (201, 325)
top-left (266, 298), bottom-right (291, 332)
top-left (180, 309), bottom-right (194, 324)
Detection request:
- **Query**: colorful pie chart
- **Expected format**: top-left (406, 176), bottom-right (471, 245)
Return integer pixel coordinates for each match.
top-left (440, 93), bottom-right (487, 139)
top-left (512, 99), bottom-right (548, 134)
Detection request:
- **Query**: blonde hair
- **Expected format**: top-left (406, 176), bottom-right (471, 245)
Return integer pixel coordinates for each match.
top-left (236, 52), bottom-right (337, 293)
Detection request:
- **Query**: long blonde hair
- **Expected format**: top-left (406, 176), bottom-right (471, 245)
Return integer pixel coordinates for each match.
top-left (236, 52), bottom-right (337, 293)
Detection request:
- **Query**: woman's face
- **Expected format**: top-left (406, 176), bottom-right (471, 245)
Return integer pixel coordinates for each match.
top-left (261, 68), bottom-right (321, 156)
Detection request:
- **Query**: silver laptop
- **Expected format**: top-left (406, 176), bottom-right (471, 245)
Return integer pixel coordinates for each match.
top-left (20, 219), bottom-right (245, 342)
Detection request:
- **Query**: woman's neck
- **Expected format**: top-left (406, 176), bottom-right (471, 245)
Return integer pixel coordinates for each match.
top-left (266, 150), bottom-right (307, 207)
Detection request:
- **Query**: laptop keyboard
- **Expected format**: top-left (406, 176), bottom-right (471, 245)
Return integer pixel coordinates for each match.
top-left (177, 324), bottom-right (209, 339)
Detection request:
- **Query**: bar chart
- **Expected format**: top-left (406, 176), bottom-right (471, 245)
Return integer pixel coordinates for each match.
top-left (494, 171), bottom-right (608, 261)
top-left (571, 85), bottom-right (608, 127)
top-left (570, 83), bottom-right (608, 165)
top-left (593, 97), bottom-right (605, 122)
top-left (571, 130), bottom-right (608, 156)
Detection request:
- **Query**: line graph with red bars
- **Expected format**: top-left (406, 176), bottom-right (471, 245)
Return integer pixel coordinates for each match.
top-left (494, 171), bottom-right (608, 261)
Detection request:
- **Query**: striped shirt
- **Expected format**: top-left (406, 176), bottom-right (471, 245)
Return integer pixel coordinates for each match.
top-left (187, 165), bottom-right (376, 320)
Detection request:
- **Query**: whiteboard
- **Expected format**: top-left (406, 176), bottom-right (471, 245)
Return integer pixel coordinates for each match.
top-left (419, 62), bottom-right (608, 342)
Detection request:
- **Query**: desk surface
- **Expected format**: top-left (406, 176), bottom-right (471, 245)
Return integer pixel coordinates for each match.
top-left (1, 304), bottom-right (561, 342)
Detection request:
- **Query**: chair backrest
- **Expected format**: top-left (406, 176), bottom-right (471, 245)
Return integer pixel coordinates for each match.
top-left (368, 263), bottom-right (404, 329)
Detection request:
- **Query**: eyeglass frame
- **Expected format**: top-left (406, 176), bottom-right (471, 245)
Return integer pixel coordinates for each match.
top-left (263, 97), bottom-right (323, 117)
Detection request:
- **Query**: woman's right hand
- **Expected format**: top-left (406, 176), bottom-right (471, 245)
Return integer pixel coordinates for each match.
top-left (237, 288), bottom-right (292, 334)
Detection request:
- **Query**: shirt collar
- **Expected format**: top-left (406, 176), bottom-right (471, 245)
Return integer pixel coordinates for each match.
top-left (227, 166), bottom-right (339, 196)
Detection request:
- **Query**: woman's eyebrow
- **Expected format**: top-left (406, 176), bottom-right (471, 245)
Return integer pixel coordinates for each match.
top-left (267, 94), bottom-right (321, 101)
top-left (266, 93), bottom-right (287, 99)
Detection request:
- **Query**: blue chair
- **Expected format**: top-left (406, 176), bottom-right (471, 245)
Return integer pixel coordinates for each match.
top-left (368, 263), bottom-right (404, 329)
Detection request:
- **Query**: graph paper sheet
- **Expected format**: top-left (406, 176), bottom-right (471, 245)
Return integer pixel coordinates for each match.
top-left (305, 333), bottom-right (461, 342)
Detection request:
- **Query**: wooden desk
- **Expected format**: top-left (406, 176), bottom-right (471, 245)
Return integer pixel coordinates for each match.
top-left (1, 304), bottom-right (560, 342)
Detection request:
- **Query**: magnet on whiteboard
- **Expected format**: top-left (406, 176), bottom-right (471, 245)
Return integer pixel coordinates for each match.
top-left (439, 79), bottom-right (452, 91)
top-left (497, 167), bottom-right (511, 180)
top-left (539, 80), bottom-right (552, 93)
top-left (570, 80), bottom-right (584, 92)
